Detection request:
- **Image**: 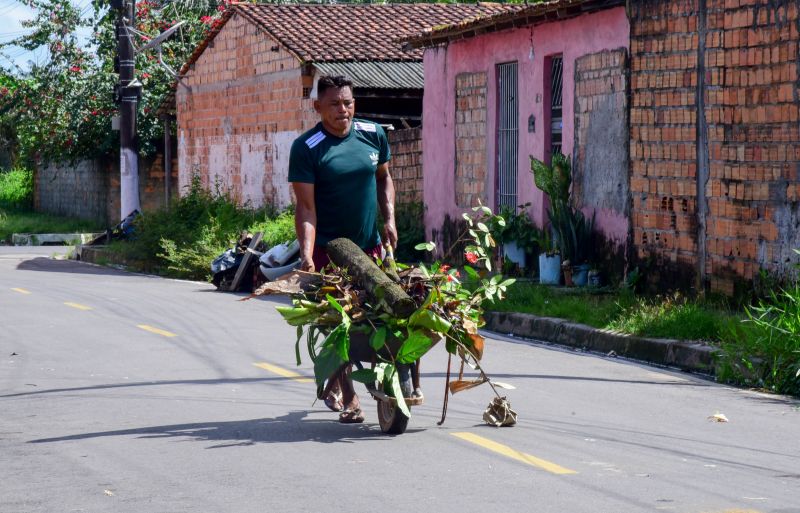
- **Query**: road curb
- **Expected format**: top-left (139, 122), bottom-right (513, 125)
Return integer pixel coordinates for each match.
top-left (484, 311), bottom-right (718, 376)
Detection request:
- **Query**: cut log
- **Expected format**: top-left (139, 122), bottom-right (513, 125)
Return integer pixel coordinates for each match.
top-left (326, 238), bottom-right (416, 318)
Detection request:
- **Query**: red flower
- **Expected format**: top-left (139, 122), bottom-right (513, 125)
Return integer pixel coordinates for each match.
top-left (217, 5), bottom-right (226, 11)
top-left (200, 15), bottom-right (213, 24)
top-left (141, 72), bottom-right (151, 79)
top-left (439, 264), bottom-right (450, 273)
top-left (447, 274), bottom-right (454, 282)
top-left (69, 65), bottom-right (81, 73)
top-left (465, 251), bottom-right (479, 264)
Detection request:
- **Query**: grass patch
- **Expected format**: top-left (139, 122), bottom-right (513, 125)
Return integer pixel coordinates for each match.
top-left (0, 209), bottom-right (104, 242)
top-left (489, 282), bottom-right (734, 343)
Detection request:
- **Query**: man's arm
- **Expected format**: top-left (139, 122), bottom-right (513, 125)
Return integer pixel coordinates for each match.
top-left (292, 182), bottom-right (317, 272)
top-left (376, 162), bottom-right (397, 249)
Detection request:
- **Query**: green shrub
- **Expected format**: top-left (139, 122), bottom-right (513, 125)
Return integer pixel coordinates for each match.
top-left (114, 175), bottom-right (295, 281)
top-left (718, 284), bottom-right (800, 396)
top-left (0, 168), bottom-right (33, 211)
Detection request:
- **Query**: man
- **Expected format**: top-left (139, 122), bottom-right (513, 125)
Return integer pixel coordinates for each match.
top-left (288, 75), bottom-right (397, 424)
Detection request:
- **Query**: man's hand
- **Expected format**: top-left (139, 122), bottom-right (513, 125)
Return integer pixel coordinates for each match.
top-left (299, 254), bottom-right (315, 273)
top-left (383, 220), bottom-right (398, 249)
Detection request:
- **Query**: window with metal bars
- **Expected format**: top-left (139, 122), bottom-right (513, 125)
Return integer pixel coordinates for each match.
top-left (550, 56), bottom-right (563, 158)
top-left (496, 61), bottom-right (518, 210)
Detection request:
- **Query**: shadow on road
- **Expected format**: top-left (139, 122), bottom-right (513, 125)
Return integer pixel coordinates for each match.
top-left (27, 410), bottom-right (412, 446)
top-left (15, 256), bottom-right (158, 278)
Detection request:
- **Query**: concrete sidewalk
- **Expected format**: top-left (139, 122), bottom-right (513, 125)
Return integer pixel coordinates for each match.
top-left (484, 311), bottom-right (718, 376)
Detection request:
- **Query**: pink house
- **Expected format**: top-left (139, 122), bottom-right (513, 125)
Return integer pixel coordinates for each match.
top-left (403, 0), bottom-right (631, 261)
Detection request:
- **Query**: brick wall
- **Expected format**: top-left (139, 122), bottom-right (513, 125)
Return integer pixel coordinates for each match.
top-left (454, 72), bottom-right (488, 208)
top-left (387, 127), bottom-right (423, 204)
top-left (177, 13), bottom-right (317, 210)
top-left (34, 146), bottom-right (177, 226)
top-left (630, 0), bottom-right (800, 294)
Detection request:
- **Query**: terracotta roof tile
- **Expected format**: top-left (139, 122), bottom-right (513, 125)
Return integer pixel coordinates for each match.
top-left (232, 2), bottom-right (519, 62)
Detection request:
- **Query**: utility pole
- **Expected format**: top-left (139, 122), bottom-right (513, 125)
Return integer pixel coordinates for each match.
top-left (114, 0), bottom-right (141, 220)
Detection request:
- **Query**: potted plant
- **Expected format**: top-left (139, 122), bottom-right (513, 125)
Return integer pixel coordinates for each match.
top-left (490, 204), bottom-right (539, 272)
top-left (535, 229), bottom-right (561, 285)
top-left (530, 153), bottom-right (595, 286)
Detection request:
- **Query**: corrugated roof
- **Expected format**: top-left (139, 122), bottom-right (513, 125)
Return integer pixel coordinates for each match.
top-left (313, 61), bottom-right (423, 89)
top-left (401, 0), bottom-right (624, 49)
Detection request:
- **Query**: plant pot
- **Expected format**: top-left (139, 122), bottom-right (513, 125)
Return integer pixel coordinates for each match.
top-left (503, 241), bottom-right (526, 269)
top-left (538, 253), bottom-right (561, 285)
top-left (573, 263), bottom-right (591, 287)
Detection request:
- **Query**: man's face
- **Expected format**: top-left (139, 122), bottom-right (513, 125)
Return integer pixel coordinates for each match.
top-left (314, 86), bottom-right (355, 135)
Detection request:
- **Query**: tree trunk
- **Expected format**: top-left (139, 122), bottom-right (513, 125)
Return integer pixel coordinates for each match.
top-left (326, 238), bottom-right (416, 318)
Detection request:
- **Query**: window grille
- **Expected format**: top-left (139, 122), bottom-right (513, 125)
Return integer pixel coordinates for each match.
top-left (550, 56), bottom-right (563, 157)
top-left (496, 62), bottom-right (518, 210)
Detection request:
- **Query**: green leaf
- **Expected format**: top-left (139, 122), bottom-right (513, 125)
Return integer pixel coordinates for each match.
top-left (323, 324), bottom-right (350, 362)
top-left (325, 294), bottom-right (350, 328)
top-left (480, 206), bottom-right (492, 215)
top-left (477, 222), bottom-right (489, 233)
top-left (463, 265), bottom-right (479, 281)
top-left (468, 229), bottom-right (478, 238)
top-left (419, 263), bottom-right (431, 279)
top-left (408, 308), bottom-right (452, 333)
top-left (396, 330), bottom-right (435, 363)
top-left (370, 326), bottom-right (387, 350)
top-left (415, 241), bottom-right (436, 252)
top-left (313, 345), bottom-right (345, 389)
top-left (385, 364), bottom-right (411, 417)
top-left (491, 274), bottom-right (502, 285)
top-left (351, 368), bottom-right (379, 384)
top-left (500, 278), bottom-right (516, 287)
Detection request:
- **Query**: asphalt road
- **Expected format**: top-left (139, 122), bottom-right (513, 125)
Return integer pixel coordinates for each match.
top-left (1, 247), bottom-right (799, 513)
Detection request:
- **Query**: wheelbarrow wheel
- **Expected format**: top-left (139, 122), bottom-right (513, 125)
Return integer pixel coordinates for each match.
top-left (376, 383), bottom-right (409, 435)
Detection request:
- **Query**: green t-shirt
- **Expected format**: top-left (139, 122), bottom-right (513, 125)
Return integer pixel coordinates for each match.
top-left (288, 119), bottom-right (391, 249)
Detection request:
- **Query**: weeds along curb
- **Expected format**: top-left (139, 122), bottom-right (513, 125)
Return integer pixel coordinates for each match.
top-left (484, 311), bottom-right (718, 376)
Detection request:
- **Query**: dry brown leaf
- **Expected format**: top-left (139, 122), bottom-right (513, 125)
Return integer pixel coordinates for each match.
top-left (467, 332), bottom-right (484, 360)
top-left (448, 378), bottom-right (487, 394)
top-left (242, 271), bottom-right (321, 300)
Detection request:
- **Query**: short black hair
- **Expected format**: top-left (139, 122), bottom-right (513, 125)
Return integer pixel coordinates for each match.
top-left (317, 75), bottom-right (353, 98)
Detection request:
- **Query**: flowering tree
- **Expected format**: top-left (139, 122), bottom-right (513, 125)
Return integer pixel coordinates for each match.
top-left (0, 0), bottom-right (233, 166)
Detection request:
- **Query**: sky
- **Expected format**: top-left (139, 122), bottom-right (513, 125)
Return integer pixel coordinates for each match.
top-left (0, 0), bottom-right (96, 72)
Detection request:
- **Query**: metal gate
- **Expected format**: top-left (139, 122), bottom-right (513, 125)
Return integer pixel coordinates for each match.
top-left (497, 61), bottom-right (518, 210)
top-left (550, 56), bottom-right (564, 157)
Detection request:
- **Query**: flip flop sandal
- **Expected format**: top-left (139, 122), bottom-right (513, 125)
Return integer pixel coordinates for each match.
top-left (338, 408), bottom-right (365, 424)
top-left (324, 390), bottom-right (343, 412)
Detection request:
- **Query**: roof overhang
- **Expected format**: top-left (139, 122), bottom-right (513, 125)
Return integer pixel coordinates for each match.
top-left (401, 0), bottom-right (625, 50)
top-left (312, 61), bottom-right (423, 90)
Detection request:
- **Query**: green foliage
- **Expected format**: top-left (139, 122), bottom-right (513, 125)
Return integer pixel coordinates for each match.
top-left (0, 168), bottom-right (34, 211)
top-left (115, 174), bottom-right (293, 280)
top-left (0, 208), bottom-right (103, 242)
top-left (530, 154), bottom-right (595, 263)
top-left (718, 282), bottom-right (800, 396)
top-left (606, 292), bottom-right (731, 341)
top-left (489, 203), bottom-right (541, 255)
top-left (1, 0), bottom-right (230, 165)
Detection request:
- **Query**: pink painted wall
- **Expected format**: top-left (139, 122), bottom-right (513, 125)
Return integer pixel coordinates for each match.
top-left (422, 7), bottom-right (630, 248)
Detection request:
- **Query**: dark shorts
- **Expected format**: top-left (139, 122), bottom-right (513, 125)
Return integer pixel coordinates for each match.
top-left (312, 244), bottom-right (383, 270)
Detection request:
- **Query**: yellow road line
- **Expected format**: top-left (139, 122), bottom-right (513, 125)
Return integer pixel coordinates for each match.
top-left (64, 302), bottom-right (93, 311)
top-left (11, 288), bottom-right (31, 294)
top-left (451, 432), bottom-right (578, 475)
top-left (253, 362), bottom-right (314, 383)
top-left (137, 324), bottom-right (177, 338)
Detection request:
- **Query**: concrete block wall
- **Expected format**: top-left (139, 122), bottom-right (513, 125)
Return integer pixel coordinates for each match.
top-left (630, 0), bottom-right (800, 294)
top-left (387, 127), bottom-right (423, 204)
top-left (454, 72), bottom-right (488, 208)
top-left (34, 147), bottom-right (177, 226)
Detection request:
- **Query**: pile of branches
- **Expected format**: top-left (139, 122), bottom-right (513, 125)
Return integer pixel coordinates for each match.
top-left (251, 205), bottom-right (517, 424)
